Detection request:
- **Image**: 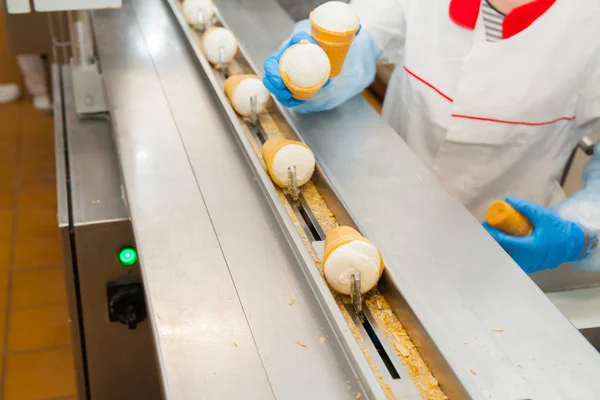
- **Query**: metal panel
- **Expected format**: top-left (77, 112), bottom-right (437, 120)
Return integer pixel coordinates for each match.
top-left (74, 218), bottom-right (162, 400)
top-left (33, 0), bottom-right (121, 11)
top-left (60, 65), bottom-right (162, 399)
top-left (547, 288), bottom-right (600, 331)
top-left (91, 3), bottom-right (294, 398)
top-left (6, 0), bottom-right (30, 14)
top-left (547, 288), bottom-right (600, 350)
top-left (126, 0), bottom-right (386, 397)
top-left (532, 264), bottom-right (600, 292)
top-left (92, 0), bottom-right (376, 397)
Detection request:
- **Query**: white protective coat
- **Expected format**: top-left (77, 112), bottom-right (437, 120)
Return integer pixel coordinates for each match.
top-left (351, 0), bottom-right (600, 220)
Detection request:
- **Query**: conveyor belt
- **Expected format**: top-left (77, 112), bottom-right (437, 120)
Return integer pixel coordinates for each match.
top-left (167, 2), bottom-right (447, 398)
top-left (91, 0), bottom-right (600, 399)
top-left (170, 4), bottom-right (452, 398)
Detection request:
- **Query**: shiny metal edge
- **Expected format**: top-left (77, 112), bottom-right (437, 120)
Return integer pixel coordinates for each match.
top-left (54, 64), bottom-right (88, 400)
top-left (54, 64), bottom-right (69, 229)
top-left (163, 1), bottom-right (389, 398)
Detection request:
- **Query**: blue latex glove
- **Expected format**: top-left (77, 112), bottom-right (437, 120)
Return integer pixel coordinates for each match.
top-left (263, 31), bottom-right (325, 108)
top-left (263, 20), bottom-right (380, 112)
top-left (482, 197), bottom-right (586, 274)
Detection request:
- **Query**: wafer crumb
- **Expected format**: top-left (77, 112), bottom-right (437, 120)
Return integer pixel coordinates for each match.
top-left (319, 337), bottom-right (326, 344)
top-left (289, 298), bottom-right (296, 306)
top-left (296, 341), bottom-right (307, 348)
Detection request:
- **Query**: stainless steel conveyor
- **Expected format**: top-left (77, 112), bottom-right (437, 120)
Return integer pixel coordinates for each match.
top-left (54, 0), bottom-right (600, 399)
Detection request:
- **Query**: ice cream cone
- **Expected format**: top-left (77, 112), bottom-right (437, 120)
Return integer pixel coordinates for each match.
top-left (486, 201), bottom-right (533, 237)
top-left (182, 0), bottom-right (215, 30)
top-left (201, 27), bottom-right (237, 65)
top-left (279, 43), bottom-right (329, 101)
top-left (322, 226), bottom-right (384, 276)
top-left (224, 74), bottom-right (261, 116)
top-left (262, 137), bottom-right (312, 187)
top-left (309, 14), bottom-right (359, 78)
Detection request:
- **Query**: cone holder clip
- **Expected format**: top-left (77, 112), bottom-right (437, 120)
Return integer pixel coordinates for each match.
top-left (218, 45), bottom-right (230, 76)
top-left (249, 95), bottom-right (258, 126)
top-left (288, 166), bottom-right (300, 201)
top-left (350, 272), bottom-right (363, 319)
top-left (196, 11), bottom-right (206, 31)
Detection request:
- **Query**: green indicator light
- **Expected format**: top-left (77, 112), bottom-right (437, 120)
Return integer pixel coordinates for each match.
top-left (119, 248), bottom-right (138, 266)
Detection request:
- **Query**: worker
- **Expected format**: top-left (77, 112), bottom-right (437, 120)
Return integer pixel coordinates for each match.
top-left (264, 0), bottom-right (600, 273)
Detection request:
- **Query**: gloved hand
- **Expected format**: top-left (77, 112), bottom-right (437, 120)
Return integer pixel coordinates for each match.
top-left (263, 31), bottom-right (329, 108)
top-left (482, 196), bottom-right (586, 274)
top-left (264, 20), bottom-right (376, 113)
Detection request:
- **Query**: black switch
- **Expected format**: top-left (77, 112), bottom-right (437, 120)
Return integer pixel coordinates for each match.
top-left (106, 279), bottom-right (147, 330)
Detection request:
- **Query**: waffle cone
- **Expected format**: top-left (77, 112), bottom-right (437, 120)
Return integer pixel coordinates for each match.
top-left (279, 42), bottom-right (329, 100)
top-left (486, 201), bottom-right (533, 237)
top-left (262, 137), bottom-right (312, 187)
top-left (309, 14), bottom-right (359, 78)
top-left (224, 74), bottom-right (260, 116)
top-left (322, 226), bottom-right (385, 277)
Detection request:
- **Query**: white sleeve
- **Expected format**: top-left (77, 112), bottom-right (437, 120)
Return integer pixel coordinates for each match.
top-left (576, 54), bottom-right (600, 133)
top-left (350, 0), bottom-right (407, 64)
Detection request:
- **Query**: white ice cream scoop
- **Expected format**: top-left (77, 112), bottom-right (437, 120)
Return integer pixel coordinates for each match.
top-left (224, 75), bottom-right (270, 117)
top-left (182, 0), bottom-right (215, 29)
top-left (311, 1), bottom-right (359, 33)
top-left (280, 41), bottom-right (330, 90)
top-left (322, 226), bottom-right (384, 295)
top-left (201, 27), bottom-right (237, 65)
top-left (262, 137), bottom-right (316, 188)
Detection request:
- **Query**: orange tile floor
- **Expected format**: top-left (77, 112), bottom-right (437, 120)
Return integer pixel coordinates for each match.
top-left (1, 16), bottom-right (78, 400)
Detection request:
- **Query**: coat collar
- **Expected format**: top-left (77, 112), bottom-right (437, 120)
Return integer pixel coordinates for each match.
top-left (449, 0), bottom-right (557, 39)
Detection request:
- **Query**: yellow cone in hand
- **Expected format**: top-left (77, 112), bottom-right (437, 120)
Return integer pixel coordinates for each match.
top-left (309, 1), bottom-right (360, 78)
top-left (486, 201), bottom-right (533, 236)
